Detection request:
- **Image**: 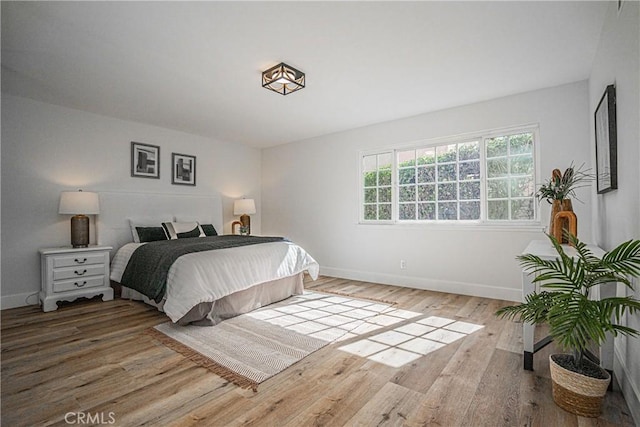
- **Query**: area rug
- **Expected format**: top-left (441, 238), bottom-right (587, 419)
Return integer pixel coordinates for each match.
top-left (147, 291), bottom-right (417, 390)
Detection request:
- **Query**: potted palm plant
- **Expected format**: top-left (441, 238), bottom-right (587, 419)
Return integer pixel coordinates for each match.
top-left (496, 233), bottom-right (640, 417)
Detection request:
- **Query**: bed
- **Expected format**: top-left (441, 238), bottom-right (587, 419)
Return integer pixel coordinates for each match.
top-left (98, 191), bottom-right (319, 325)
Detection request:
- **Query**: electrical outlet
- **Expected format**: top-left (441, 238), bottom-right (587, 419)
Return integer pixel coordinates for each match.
top-left (400, 260), bottom-right (406, 269)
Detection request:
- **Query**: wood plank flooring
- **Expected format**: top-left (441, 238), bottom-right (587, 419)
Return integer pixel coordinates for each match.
top-left (1, 276), bottom-right (635, 426)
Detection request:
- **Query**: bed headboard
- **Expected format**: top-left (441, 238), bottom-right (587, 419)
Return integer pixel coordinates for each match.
top-left (96, 191), bottom-right (223, 255)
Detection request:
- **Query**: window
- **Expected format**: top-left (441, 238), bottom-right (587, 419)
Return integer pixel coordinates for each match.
top-left (485, 133), bottom-right (535, 220)
top-left (397, 141), bottom-right (481, 221)
top-left (362, 152), bottom-right (393, 221)
top-left (360, 127), bottom-right (537, 224)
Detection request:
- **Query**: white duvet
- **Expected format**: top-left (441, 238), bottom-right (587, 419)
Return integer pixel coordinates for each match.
top-left (110, 240), bottom-right (319, 322)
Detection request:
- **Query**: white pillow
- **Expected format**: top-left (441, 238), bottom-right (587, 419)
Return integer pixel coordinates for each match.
top-left (161, 221), bottom-right (205, 240)
top-left (174, 215), bottom-right (220, 236)
top-left (128, 217), bottom-right (173, 243)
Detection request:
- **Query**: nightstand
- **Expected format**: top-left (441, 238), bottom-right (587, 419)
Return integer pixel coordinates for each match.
top-left (39, 245), bottom-right (114, 312)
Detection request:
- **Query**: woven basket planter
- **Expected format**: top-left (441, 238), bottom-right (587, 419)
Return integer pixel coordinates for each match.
top-left (549, 354), bottom-right (611, 417)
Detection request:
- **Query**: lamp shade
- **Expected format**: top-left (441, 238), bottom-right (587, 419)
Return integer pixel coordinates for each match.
top-left (233, 199), bottom-right (256, 215)
top-left (59, 191), bottom-right (100, 215)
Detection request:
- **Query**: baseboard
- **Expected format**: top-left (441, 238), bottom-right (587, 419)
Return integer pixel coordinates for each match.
top-left (6, 269), bottom-right (522, 308)
top-left (614, 344), bottom-right (640, 425)
top-left (1, 292), bottom-right (39, 310)
top-left (318, 266), bottom-right (522, 302)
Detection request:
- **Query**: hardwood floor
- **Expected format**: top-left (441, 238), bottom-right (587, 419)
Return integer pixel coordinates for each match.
top-left (1, 276), bottom-right (635, 426)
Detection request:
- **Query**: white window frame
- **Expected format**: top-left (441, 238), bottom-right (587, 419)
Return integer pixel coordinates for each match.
top-left (395, 138), bottom-right (483, 222)
top-left (360, 150), bottom-right (394, 224)
top-left (358, 124), bottom-right (541, 227)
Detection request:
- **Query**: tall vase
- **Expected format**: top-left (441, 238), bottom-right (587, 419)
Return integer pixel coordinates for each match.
top-left (550, 199), bottom-right (574, 243)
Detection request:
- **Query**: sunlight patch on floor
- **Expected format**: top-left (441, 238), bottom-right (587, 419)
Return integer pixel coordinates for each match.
top-left (246, 291), bottom-right (421, 343)
top-left (246, 293), bottom-right (484, 369)
top-left (338, 315), bottom-right (484, 368)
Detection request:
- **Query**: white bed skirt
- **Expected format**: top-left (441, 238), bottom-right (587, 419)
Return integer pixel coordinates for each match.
top-left (121, 272), bottom-right (304, 325)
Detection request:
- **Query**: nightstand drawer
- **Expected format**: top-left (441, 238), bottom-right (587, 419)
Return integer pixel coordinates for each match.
top-left (53, 253), bottom-right (105, 268)
top-left (53, 276), bottom-right (105, 293)
top-left (53, 264), bottom-right (105, 281)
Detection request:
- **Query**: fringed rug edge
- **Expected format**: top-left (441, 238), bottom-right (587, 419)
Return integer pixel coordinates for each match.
top-left (145, 327), bottom-right (259, 392)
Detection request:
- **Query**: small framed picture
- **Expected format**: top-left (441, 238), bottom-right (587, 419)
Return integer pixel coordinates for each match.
top-left (131, 142), bottom-right (160, 179)
top-left (594, 85), bottom-right (617, 194)
top-left (172, 153), bottom-right (196, 186)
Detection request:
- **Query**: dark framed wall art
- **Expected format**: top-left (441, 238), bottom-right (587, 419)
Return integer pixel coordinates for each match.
top-left (594, 84), bottom-right (617, 194)
top-left (131, 142), bottom-right (160, 179)
top-left (172, 153), bottom-right (196, 186)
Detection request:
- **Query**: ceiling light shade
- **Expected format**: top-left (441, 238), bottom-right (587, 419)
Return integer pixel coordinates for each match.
top-left (262, 62), bottom-right (305, 95)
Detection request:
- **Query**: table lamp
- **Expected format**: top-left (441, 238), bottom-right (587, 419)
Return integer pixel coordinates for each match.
top-left (233, 198), bottom-right (256, 235)
top-left (59, 190), bottom-right (100, 248)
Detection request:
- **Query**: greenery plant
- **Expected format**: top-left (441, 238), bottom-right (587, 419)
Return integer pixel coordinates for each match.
top-left (496, 233), bottom-right (640, 374)
top-left (535, 162), bottom-right (594, 203)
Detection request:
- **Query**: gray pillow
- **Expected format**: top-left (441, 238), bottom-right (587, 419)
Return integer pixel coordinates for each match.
top-left (136, 226), bottom-right (168, 242)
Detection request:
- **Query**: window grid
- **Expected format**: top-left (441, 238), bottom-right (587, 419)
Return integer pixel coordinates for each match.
top-left (362, 152), bottom-right (393, 221)
top-left (484, 132), bottom-right (535, 221)
top-left (397, 142), bottom-right (481, 221)
top-left (361, 128), bottom-right (537, 224)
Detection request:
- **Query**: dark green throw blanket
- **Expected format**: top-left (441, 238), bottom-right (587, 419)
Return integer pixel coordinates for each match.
top-left (120, 235), bottom-right (286, 303)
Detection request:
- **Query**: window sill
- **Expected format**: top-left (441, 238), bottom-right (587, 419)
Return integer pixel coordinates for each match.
top-left (357, 220), bottom-right (544, 233)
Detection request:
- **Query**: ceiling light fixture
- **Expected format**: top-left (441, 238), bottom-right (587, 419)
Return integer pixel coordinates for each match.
top-left (262, 62), bottom-right (305, 95)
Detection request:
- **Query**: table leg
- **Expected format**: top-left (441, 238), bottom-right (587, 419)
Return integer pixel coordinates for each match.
top-left (522, 270), bottom-right (536, 371)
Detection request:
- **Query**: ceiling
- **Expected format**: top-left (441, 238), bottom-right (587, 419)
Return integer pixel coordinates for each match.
top-left (1, 1), bottom-right (609, 148)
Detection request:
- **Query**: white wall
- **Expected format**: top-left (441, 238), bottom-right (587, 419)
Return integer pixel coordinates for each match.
top-left (262, 81), bottom-right (592, 303)
top-left (589, 1), bottom-right (640, 423)
top-left (1, 95), bottom-right (262, 308)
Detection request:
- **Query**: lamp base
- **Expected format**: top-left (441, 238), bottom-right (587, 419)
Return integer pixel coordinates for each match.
top-left (71, 215), bottom-right (90, 248)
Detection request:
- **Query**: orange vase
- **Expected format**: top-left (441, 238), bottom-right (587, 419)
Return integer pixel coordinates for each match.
top-left (550, 199), bottom-right (574, 243)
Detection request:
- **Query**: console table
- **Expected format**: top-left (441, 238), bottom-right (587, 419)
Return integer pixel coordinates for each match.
top-left (521, 240), bottom-right (614, 371)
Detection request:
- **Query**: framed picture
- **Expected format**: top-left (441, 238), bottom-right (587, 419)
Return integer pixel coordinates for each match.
top-left (172, 153), bottom-right (196, 186)
top-left (131, 142), bottom-right (160, 179)
top-left (594, 84), bottom-right (617, 194)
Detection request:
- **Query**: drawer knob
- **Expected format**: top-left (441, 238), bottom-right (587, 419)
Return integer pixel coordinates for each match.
top-left (74, 269), bottom-right (87, 276)
top-left (74, 258), bottom-right (88, 264)
top-left (74, 281), bottom-right (87, 288)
